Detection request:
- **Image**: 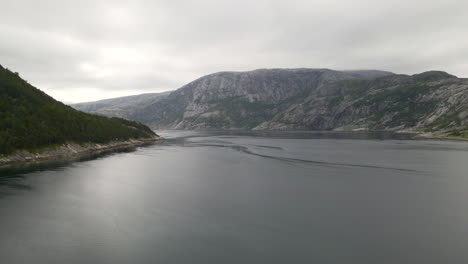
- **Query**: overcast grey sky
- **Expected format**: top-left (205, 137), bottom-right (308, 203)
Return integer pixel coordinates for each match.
top-left (1, 0), bottom-right (467, 103)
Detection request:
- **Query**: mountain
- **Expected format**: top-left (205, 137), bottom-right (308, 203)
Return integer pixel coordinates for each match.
top-left (73, 68), bottom-right (468, 136)
top-left (0, 64), bottom-right (159, 155)
top-left (72, 91), bottom-right (171, 118)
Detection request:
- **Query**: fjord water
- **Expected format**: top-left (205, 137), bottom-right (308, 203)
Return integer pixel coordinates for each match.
top-left (1, 131), bottom-right (468, 263)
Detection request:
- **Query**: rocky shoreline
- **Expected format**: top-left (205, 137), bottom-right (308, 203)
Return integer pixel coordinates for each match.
top-left (414, 132), bottom-right (468, 141)
top-left (0, 136), bottom-right (164, 167)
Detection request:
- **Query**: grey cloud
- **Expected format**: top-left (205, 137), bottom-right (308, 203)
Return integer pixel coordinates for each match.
top-left (1, 0), bottom-right (467, 103)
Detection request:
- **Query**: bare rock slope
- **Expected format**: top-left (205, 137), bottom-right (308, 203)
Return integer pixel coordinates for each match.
top-left (74, 68), bottom-right (468, 135)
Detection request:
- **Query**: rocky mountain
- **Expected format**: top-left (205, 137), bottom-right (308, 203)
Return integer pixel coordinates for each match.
top-left (72, 91), bottom-right (171, 118)
top-left (73, 68), bottom-right (468, 136)
top-left (0, 64), bottom-right (159, 155)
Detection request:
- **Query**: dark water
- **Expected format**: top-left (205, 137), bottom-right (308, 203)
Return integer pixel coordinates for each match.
top-left (1, 131), bottom-right (468, 263)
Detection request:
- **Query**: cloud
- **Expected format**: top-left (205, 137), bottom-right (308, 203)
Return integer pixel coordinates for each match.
top-left (1, 0), bottom-right (467, 103)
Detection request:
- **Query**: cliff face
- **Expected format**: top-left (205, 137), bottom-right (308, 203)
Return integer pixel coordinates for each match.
top-left (74, 68), bottom-right (468, 134)
top-left (253, 71), bottom-right (468, 132)
top-left (126, 69), bottom-right (397, 129)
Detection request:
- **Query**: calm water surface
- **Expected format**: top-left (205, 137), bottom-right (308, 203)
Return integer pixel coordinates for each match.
top-left (1, 131), bottom-right (468, 263)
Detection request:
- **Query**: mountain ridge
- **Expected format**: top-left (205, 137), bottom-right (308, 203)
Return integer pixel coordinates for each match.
top-left (72, 68), bottom-right (468, 137)
top-left (72, 91), bottom-right (171, 118)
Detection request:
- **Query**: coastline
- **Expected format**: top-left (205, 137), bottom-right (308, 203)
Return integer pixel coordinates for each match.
top-left (0, 136), bottom-right (164, 168)
top-left (1, 129), bottom-right (466, 169)
top-left (159, 128), bottom-right (468, 142)
top-left (413, 133), bottom-right (468, 142)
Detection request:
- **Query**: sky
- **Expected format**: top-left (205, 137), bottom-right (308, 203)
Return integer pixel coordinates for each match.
top-left (1, 0), bottom-right (467, 103)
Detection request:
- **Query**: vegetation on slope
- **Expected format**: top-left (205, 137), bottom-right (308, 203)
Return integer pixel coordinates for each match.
top-left (68, 68), bottom-right (468, 135)
top-left (0, 65), bottom-right (157, 155)
top-left (448, 128), bottom-right (468, 138)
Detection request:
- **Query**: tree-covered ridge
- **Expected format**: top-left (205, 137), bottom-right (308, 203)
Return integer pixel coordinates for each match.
top-left (0, 64), bottom-right (157, 155)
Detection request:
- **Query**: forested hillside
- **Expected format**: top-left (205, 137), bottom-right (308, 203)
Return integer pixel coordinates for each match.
top-left (0, 64), bottom-right (157, 155)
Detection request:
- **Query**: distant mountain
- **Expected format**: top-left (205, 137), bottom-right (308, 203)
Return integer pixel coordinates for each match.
top-left (0, 64), bottom-right (158, 155)
top-left (73, 68), bottom-right (468, 136)
top-left (72, 91), bottom-right (171, 118)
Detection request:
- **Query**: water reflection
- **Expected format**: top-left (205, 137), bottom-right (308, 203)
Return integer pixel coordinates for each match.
top-left (0, 131), bottom-right (468, 263)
